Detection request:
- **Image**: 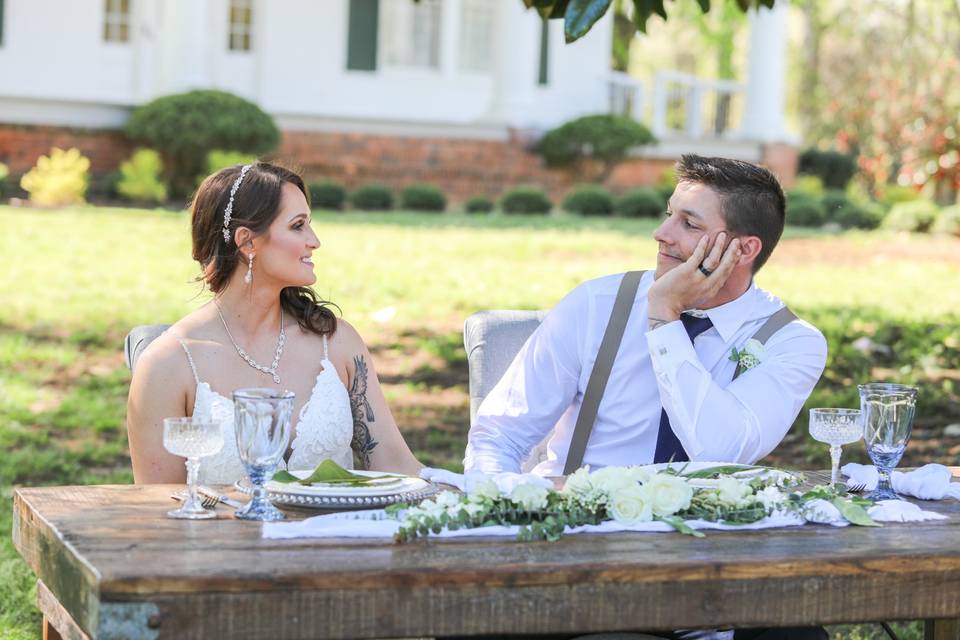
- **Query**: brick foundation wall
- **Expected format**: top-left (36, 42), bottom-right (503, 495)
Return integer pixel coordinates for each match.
top-left (0, 123), bottom-right (796, 204)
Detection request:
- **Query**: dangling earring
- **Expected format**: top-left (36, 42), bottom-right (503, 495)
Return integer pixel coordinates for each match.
top-left (244, 253), bottom-right (254, 285)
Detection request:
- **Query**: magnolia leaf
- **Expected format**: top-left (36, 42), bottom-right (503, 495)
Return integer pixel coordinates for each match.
top-left (696, 0), bottom-right (710, 10)
top-left (283, 459), bottom-right (403, 486)
top-left (565, 0), bottom-right (614, 43)
top-left (683, 464), bottom-right (761, 479)
top-left (659, 515), bottom-right (706, 537)
top-left (832, 497), bottom-right (882, 527)
top-left (271, 470), bottom-right (299, 483)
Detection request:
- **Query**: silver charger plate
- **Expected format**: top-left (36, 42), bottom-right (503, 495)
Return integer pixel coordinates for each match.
top-left (234, 477), bottom-right (439, 509)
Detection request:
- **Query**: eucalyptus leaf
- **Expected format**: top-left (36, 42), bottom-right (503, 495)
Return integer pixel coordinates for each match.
top-left (682, 464), bottom-right (761, 479)
top-left (658, 515), bottom-right (706, 538)
top-left (832, 498), bottom-right (882, 527)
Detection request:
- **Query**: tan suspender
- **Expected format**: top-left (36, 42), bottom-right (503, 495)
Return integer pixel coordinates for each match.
top-left (561, 272), bottom-right (798, 474)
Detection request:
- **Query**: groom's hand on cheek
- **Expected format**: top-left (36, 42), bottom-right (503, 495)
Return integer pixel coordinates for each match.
top-left (648, 232), bottom-right (742, 326)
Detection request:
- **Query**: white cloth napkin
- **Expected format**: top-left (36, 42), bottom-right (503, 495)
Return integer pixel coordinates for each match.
top-left (842, 463), bottom-right (960, 500)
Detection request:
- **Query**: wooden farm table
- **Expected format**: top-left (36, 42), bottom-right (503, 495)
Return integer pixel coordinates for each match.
top-left (12, 477), bottom-right (960, 640)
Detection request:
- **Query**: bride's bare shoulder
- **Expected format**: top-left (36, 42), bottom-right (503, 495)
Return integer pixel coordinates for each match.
top-left (133, 310), bottom-right (218, 383)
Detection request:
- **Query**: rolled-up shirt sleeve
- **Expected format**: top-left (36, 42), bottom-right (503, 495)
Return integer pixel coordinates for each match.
top-left (464, 284), bottom-right (589, 473)
top-left (645, 318), bottom-right (828, 463)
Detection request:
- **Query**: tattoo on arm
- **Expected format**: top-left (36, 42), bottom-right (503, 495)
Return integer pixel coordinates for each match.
top-left (349, 355), bottom-right (379, 469)
top-left (648, 317), bottom-right (672, 331)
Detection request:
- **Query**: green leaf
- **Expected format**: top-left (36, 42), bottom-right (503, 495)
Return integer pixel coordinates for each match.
top-left (658, 515), bottom-right (706, 537)
top-left (271, 470), bottom-right (299, 483)
top-left (696, 0), bottom-right (711, 11)
top-left (683, 464), bottom-right (761, 479)
top-left (831, 497), bottom-right (882, 527)
top-left (565, 0), bottom-right (613, 43)
top-left (729, 346), bottom-right (740, 362)
top-left (285, 459), bottom-right (404, 486)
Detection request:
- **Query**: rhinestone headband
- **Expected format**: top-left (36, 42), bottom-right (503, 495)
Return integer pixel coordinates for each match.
top-left (222, 164), bottom-right (253, 244)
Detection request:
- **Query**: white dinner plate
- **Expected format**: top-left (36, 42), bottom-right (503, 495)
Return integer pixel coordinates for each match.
top-left (266, 468), bottom-right (430, 497)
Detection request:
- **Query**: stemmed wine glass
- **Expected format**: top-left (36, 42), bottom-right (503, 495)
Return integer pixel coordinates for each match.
top-left (233, 387), bottom-right (294, 521)
top-left (859, 383), bottom-right (918, 501)
top-left (808, 408), bottom-right (862, 487)
top-left (163, 417), bottom-right (225, 519)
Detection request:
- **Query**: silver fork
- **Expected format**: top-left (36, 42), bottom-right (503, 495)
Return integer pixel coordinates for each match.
top-left (846, 482), bottom-right (867, 493)
top-left (171, 490), bottom-right (219, 509)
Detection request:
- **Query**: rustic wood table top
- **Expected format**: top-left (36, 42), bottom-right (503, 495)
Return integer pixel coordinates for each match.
top-left (12, 474), bottom-right (960, 640)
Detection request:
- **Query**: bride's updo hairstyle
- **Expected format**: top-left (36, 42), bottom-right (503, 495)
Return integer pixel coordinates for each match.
top-left (191, 161), bottom-right (338, 336)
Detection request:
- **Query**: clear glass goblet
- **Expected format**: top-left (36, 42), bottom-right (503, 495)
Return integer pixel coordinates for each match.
top-left (233, 387), bottom-right (294, 521)
top-left (808, 408), bottom-right (863, 487)
top-left (163, 417), bottom-right (225, 520)
top-left (859, 383), bottom-right (918, 501)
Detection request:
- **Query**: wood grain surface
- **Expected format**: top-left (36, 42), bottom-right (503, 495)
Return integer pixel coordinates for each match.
top-left (13, 478), bottom-right (960, 639)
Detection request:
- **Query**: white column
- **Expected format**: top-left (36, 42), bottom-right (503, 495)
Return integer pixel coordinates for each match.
top-left (741, 1), bottom-right (788, 142)
top-left (487, 0), bottom-right (539, 127)
top-left (440, 0), bottom-right (461, 77)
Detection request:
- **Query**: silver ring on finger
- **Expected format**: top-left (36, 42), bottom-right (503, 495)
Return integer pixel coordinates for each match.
top-left (698, 263), bottom-right (713, 277)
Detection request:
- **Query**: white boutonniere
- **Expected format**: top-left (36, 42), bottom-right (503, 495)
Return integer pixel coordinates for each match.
top-left (729, 338), bottom-right (766, 372)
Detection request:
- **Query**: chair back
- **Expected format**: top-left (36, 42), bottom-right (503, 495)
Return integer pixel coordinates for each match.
top-left (124, 324), bottom-right (170, 372)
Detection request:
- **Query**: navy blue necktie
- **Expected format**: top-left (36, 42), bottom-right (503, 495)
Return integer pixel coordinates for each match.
top-left (652, 313), bottom-right (714, 463)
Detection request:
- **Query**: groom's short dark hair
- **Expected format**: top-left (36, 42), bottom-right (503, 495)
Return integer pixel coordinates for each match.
top-left (676, 154), bottom-right (785, 273)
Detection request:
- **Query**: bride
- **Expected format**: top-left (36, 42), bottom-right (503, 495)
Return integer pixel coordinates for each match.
top-left (127, 162), bottom-right (423, 484)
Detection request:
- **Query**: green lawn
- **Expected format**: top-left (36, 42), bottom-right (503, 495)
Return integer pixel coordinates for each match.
top-left (2, 204), bottom-right (958, 639)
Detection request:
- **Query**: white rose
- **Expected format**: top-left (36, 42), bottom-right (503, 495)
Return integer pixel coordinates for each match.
top-left (419, 499), bottom-right (446, 519)
top-left (463, 501), bottom-right (487, 518)
top-left (608, 483), bottom-right (654, 525)
top-left (590, 466), bottom-right (636, 494)
top-left (717, 477), bottom-right (752, 506)
top-left (561, 467), bottom-right (595, 496)
top-left (465, 475), bottom-right (501, 501)
top-left (742, 338), bottom-right (767, 361)
top-left (626, 466), bottom-right (654, 485)
top-left (757, 486), bottom-right (785, 510)
top-left (510, 482), bottom-right (550, 511)
top-left (645, 473), bottom-right (693, 516)
top-left (435, 491), bottom-right (462, 508)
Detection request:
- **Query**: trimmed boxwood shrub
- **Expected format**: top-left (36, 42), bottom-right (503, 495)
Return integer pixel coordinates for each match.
top-left (400, 184), bottom-right (447, 212)
top-left (933, 205), bottom-right (960, 237)
top-left (654, 183), bottom-right (675, 204)
top-left (464, 196), bottom-right (494, 214)
top-left (350, 184), bottom-right (394, 211)
top-left (835, 201), bottom-right (885, 230)
top-left (798, 148), bottom-right (857, 190)
top-left (563, 185), bottom-right (614, 216)
top-left (126, 90), bottom-right (279, 196)
top-left (884, 200), bottom-right (940, 232)
top-left (785, 193), bottom-right (826, 227)
top-left (615, 188), bottom-right (665, 218)
top-left (309, 180), bottom-right (347, 210)
top-left (538, 114), bottom-right (656, 169)
top-left (501, 186), bottom-right (552, 214)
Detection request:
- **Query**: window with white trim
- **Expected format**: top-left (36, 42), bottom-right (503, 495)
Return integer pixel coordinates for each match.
top-left (103, 0), bottom-right (130, 43)
top-left (459, 0), bottom-right (493, 72)
top-left (228, 0), bottom-right (253, 52)
top-left (380, 0), bottom-right (441, 70)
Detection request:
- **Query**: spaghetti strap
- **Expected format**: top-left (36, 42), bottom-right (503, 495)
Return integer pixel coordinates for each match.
top-left (173, 336), bottom-right (201, 385)
top-left (322, 334), bottom-right (329, 360)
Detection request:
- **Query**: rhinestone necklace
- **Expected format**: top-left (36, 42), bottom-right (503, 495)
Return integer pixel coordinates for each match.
top-left (215, 302), bottom-right (285, 384)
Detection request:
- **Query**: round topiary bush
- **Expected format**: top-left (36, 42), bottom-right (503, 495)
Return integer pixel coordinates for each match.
top-left (933, 205), bottom-right (960, 237)
top-left (464, 196), bottom-right (494, 214)
top-left (501, 186), bottom-right (552, 215)
top-left (884, 200), bottom-right (940, 232)
top-left (614, 188), bottom-right (665, 218)
top-left (537, 114), bottom-right (656, 169)
top-left (798, 148), bottom-right (858, 190)
top-left (563, 185), bottom-right (614, 216)
top-left (350, 184), bottom-right (394, 211)
top-left (309, 180), bottom-right (347, 210)
top-left (400, 184), bottom-right (447, 212)
top-left (126, 90), bottom-right (279, 196)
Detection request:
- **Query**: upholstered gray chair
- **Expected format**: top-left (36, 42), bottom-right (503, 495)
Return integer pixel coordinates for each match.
top-left (124, 324), bottom-right (170, 372)
top-left (463, 309), bottom-right (550, 471)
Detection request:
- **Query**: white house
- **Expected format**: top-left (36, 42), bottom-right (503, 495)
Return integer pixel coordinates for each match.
top-left (0, 0), bottom-right (795, 199)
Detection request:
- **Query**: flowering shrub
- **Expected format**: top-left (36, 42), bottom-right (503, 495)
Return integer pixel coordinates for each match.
top-left (117, 149), bottom-right (168, 204)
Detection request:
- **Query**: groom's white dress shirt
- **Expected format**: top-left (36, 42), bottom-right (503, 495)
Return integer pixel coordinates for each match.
top-left (464, 271), bottom-right (828, 475)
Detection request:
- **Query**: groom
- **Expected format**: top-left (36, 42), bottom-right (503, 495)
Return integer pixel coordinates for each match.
top-left (464, 155), bottom-right (827, 477)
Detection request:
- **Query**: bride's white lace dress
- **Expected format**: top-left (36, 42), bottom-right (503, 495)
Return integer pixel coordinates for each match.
top-left (174, 333), bottom-right (354, 484)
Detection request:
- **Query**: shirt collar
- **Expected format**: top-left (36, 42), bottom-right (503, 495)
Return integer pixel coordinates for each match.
top-left (684, 280), bottom-right (784, 343)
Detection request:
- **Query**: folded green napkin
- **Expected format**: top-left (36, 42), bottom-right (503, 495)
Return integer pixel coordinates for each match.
top-left (273, 459), bottom-right (404, 486)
